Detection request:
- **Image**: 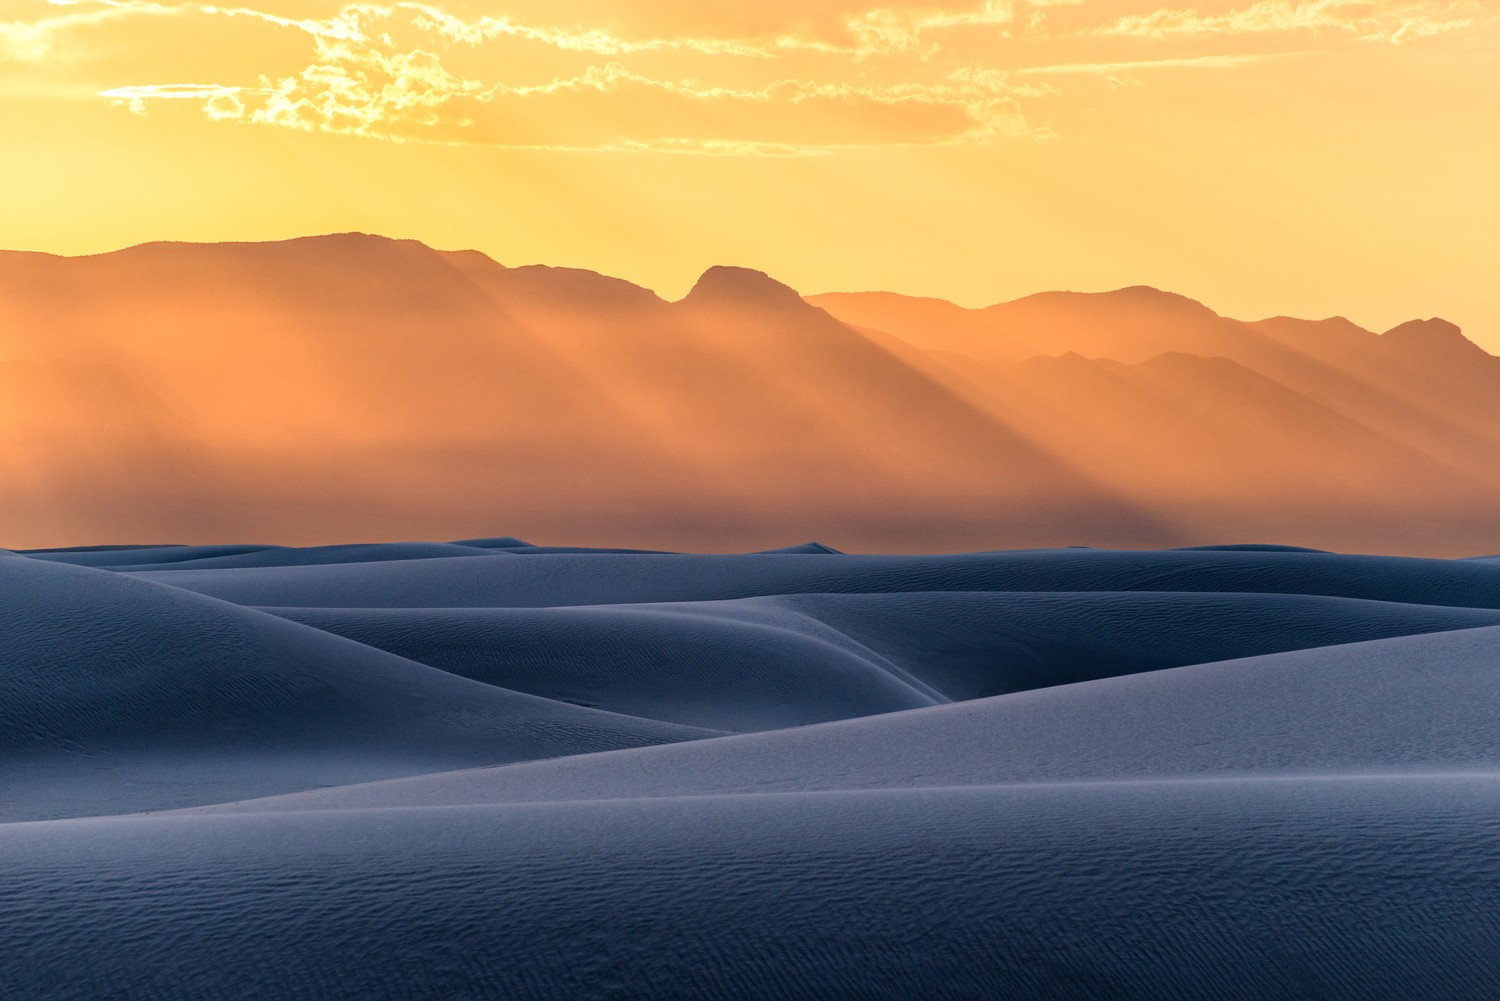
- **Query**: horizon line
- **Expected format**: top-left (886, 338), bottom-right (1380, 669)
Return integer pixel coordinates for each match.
top-left (0, 229), bottom-right (1457, 332)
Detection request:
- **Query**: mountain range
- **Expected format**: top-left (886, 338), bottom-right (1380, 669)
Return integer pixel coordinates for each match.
top-left (1, 233), bottom-right (1495, 555)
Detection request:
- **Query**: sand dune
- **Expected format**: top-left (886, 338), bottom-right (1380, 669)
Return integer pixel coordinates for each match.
top-left (190, 620), bottom-right (1500, 814)
top-left (9, 778), bottom-right (1500, 1000)
top-left (0, 554), bottom-right (713, 821)
top-left (4, 234), bottom-right (1499, 553)
top-left (117, 545), bottom-right (1500, 609)
top-left (5, 541), bottom-right (1500, 995)
top-left (265, 591), bottom-right (1500, 715)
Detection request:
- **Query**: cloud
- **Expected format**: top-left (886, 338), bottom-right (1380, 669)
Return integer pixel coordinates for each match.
top-left (1095, 0), bottom-right (1482, 44)
top-left (73, 0), bottom-right (1039, 152)
top-left (397, 5), bottom-right (778, 58)
top-left (99, 81), bottom-right (247, 116)
top-left (840, 2), bottom-right (1017, 56)
top-left (406, 0), bottom-right (1076, 54)
top-left (1, 0), bottom-right (177, 63)
top-left (207, 55), bottom-right (1027, 152)
top-left (246, 37), bottom-right (485, 137)
top-left (1, 21), bottom-right (55, 62)
top-left (3, 0), bottom-right (1480, 152)
top-left (1017, 52), bottom-right (1283, 75)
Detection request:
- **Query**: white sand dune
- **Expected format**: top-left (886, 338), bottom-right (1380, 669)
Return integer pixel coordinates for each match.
top-left (0, 555), bottom-right (714, 822)
top-left (123, 545), bottom-right (1500, 608)
top-left (5, 541), bottom-right (1500, 995)
top-left (267, 591), bottom-right (1500, 714)
top-left (6, 779), bottom-right (1500, 1000)
top-left (188, 622), bottom-right (1500, 813)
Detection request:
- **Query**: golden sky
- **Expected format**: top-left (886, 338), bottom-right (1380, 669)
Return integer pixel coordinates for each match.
top-left (3, 0), bottom-right (1497, 346)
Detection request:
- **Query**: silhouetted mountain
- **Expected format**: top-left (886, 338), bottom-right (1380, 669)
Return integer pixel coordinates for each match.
top-left (682, 266), bottom-right (809, 311)
top-left (816, 284), bottom-right (1500, 541)
top-left (1382, 317), bottom-right (1491, 364)
top-left (0, 234), bottom-right (1496, 554)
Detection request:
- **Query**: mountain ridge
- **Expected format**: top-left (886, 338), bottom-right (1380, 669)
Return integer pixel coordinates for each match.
top-left (8, 233), bottom-right (1476, 355)
top-left (0, 233), bottom-right (1495, 556)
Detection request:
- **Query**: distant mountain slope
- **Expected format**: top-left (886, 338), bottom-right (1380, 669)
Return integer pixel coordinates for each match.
top-left (1, 235), bottom-right (1497, 553)
top-left (0, 235), bottom-right (1156, 550)
top-left (812, 284), bottom-right (1500, 553)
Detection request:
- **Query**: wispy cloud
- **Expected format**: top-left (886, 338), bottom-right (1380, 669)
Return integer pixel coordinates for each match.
top-left (2, 0), bottom-right (1487, 152)
top-left (1, 0), bottom-right (178, 62)
top-left (1017, 52), bottom-right (1283, 75)
top-left (841, 1), bottom-right (1017, 56)
top-left (99, 82), bottom-right (246, 118)
top-left (211, 55), bottom-right (1029, 151)
top-left (1096, 0), bottom-right (1483, 44)
top-left (76, 0), bottom-right (1042, 152)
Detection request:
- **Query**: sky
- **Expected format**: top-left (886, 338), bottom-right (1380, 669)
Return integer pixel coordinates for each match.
top-left (2, 0), bottom-right (1497, 347)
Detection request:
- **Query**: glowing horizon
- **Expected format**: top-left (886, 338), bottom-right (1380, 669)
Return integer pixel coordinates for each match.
top-left (3, 0), bottom-right (1497, 346)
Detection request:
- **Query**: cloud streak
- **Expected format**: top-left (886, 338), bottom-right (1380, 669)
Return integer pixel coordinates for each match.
top-left (1, 0), bottom-right (179, 62)
top-left (1017, 52), bottom-right (1286, 75)
top-left (215, 55), bottom-right (1029, 152)
top-left (1, 0), bottom-right (1486, 153)
top-left (1096, 0), bottom-right (1483, 44)
top-left (75, 0), bottom-right (1046, 151)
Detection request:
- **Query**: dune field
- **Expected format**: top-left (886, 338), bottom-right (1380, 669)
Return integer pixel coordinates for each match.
top-left (6, 538), bottom-right (1500, 997)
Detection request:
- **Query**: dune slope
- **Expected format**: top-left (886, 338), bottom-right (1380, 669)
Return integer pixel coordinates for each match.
top-left (0, 555), bottom-right (714, 821)
top-left (7, 778), bottom-right (1500, 1001)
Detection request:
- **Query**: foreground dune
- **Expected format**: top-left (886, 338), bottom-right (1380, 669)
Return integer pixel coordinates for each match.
top-left (4, 539), bottom-right (1500, 996)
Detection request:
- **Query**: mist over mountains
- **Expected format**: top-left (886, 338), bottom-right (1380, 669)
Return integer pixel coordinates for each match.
top-left (2, 233), bottom-right (1495, 555)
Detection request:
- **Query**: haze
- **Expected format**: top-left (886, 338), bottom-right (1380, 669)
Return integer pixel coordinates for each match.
top-left (2, 233), bottom-right (1497, 554)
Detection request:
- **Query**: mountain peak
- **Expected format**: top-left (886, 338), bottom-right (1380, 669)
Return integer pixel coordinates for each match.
top-left (682, 266), bottom-right (807, 310)
top-left (991, 284), bottom-right (1218, 320)
top-left (1099, 285), bottom-right (1218, 314)
top-left (132, 231), bottom-right (402, 252)
top-left (1381, 318), bottom-right (1484, 357)
top-left (1383, 317), bottom-right (1462, 339)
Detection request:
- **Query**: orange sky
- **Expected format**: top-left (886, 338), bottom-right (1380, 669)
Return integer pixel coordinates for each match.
top-left (2, 0), bottom-right (1497, 347)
